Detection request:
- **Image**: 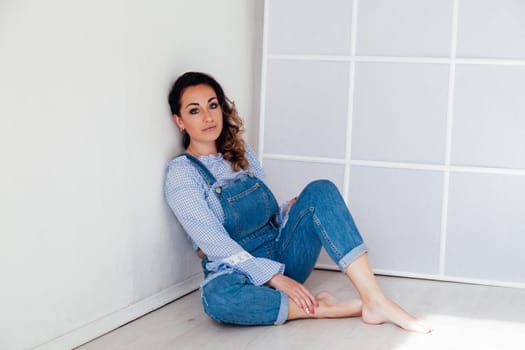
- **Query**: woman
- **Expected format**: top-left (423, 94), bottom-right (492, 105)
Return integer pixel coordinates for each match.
top-left (164, 72), bottom-right (431, 332)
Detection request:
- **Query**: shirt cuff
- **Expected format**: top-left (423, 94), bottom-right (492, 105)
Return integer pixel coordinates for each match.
top-left (275, 200), bottom-right (291, 228)
top-left (233, 257), bottom-right (285, 286)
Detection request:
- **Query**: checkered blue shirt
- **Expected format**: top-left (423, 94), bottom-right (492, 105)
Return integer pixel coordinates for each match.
top-left (164, 146), bottom-right (286, 286)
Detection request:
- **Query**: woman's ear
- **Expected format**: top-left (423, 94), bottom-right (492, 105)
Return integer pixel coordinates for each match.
top-left (173, 114), bottom-right (184, 131)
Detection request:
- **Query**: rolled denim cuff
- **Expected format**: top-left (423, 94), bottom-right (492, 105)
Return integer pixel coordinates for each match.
top-left (274, 290), bottom-right (289, 325)
top-left (337, 243), bottom-right (368, 273)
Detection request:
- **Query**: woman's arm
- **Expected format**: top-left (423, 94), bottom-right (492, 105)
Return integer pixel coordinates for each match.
top-left (164, 160), bottom-right (284, 286)
top-left (267, 273), bottom-right (319, 315)
top-left (244, 146), bottom-right (318, 312)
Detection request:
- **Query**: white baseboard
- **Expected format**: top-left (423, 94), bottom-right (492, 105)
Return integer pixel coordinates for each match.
top-left (33, 273), bottom-right (203, 350)
top-left (314, 264), bottom-right (525, 289)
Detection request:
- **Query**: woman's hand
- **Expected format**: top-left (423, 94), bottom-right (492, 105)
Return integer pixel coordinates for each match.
top-left (267, 273), bottom-right (319, 314)
top-left (197, 249), bottom-right (206, 259)
top-left (283, 197), bottom-right (297, 216)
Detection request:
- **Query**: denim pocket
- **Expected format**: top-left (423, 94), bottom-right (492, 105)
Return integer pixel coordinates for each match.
top-left (227, 181), bottom-right (273, 236)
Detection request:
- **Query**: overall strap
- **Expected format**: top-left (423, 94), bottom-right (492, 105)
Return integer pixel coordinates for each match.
top-left (179, 153), bottom-right (218, 186)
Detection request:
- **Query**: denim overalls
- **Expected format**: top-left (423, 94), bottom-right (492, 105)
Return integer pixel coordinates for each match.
top-left (183, 153), bottom-right (368, 325)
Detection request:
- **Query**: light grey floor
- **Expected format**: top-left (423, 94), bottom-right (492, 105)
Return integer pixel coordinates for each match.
top-left (77, 270), bottom-right (525, 350)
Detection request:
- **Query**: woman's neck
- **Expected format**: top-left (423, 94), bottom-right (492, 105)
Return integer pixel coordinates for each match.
top-left (186, 143), bottom-right (218, 158)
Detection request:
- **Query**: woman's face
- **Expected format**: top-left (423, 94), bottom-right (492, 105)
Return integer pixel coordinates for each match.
top-left (174, 84), bottom-right (223, 147)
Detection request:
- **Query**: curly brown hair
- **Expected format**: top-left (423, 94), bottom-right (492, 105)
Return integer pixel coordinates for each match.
top-left (168, 72), bottom-right (249, 172)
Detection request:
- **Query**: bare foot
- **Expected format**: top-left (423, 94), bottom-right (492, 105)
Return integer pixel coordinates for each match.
top-left (362, 297), bottom-right (432, 333)
top-left (314, 291), bottom-right (362, 319)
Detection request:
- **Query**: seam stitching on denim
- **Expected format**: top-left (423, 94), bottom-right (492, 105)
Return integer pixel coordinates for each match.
top-left (312, 212), bottom-right (342, 259)
top-left (278, 207), bottom-right (315, 256)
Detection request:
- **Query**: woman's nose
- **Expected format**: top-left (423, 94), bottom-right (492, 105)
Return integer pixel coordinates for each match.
top-left (202, 110), bottom-right (213, 121)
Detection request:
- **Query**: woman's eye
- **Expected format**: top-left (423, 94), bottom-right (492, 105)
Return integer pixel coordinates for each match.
top-left (189, 108), bottom-right (199, 115)
top-left (210, 102), bottom-right (219, 109)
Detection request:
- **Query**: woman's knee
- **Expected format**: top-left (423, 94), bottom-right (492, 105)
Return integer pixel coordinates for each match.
top-left (201, 273), bottom-right (247, 323)
top-left (301, 179), bottom-right (340, 201)
top-left (201, 273), bottom-right (283, 325)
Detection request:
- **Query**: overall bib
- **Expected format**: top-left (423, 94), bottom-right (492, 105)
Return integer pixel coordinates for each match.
top-left (182, 153), bottom-right (368, 325)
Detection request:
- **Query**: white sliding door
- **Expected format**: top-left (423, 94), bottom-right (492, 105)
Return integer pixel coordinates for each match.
top-left (259, 0), bottom-right (525, 287)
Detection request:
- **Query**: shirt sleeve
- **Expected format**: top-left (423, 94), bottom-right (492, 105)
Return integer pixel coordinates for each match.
top-left (164, 159), bottom-right (284, 286)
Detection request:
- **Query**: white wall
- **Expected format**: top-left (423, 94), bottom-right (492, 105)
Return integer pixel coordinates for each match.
top-left (0, 1), bottom-right (264, 349)
top-left (261, 0), bottom-right (525, 287)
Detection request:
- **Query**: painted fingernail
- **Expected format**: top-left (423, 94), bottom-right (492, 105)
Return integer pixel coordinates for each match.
top-left (305, 308), bottom-right (310, 314)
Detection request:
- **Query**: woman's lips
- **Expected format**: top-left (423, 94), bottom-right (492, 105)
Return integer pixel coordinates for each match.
top-left (202, 125), bottom-right (216, 132)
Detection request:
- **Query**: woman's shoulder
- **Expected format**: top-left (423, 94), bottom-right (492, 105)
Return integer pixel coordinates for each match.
top-left (166, 153), bottom-right (190, 168)
top-left (243, 144), bottom-right (265, 179)
top-left (166, 154), bottom-right (193, 173)
top-left (165, 154), bottom-right (202, 186)
top-left (244, 143), bottom-right (256, 158)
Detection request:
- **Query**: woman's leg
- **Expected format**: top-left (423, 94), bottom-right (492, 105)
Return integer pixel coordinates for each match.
top-left (274, 179), bottom-right (366, 320)
top-left (345, 254), bottom-right (431, 332)
top-left (287, 291), bottom-right (362, 320)
top-left (276, 180), bottom-right (431, 332)
top-left (201, 270), bottom-right (361, 324)
top-left (201, 272), bottom-right (288, 325)
top-left (275, 179), bottom-right (367, 283)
